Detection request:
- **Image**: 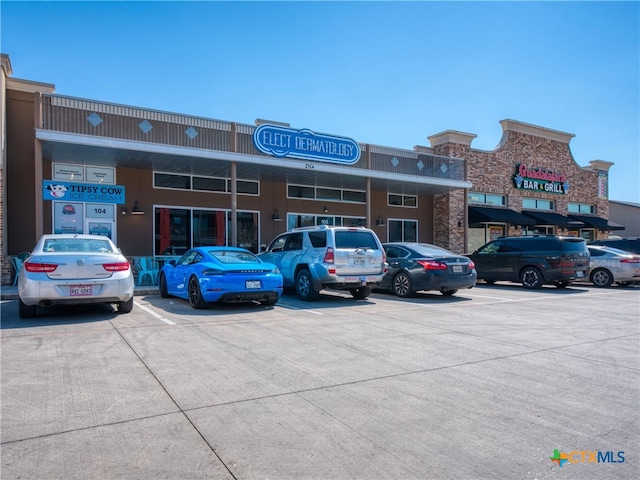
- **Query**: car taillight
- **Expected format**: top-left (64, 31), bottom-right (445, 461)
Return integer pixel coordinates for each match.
top-left (24, 262), bottom-right (58, 273)
top-left (468, 260), bottom-right (475, 270)
top-left (417, 260), bottom-right (447, 270)
top-left (621, 258), bottom-right (640, 264)
top-left (102, 262), bottom-right (131, 272)
top-left (323, 247), bottom-right (335, 263)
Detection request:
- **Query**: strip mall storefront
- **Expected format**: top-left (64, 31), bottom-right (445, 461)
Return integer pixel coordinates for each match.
top-left (1, 54), bottom-right (622, 284)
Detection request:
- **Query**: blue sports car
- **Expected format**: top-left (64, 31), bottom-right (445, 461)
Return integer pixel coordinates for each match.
top-left (158, 247), bottom-right (283, 308)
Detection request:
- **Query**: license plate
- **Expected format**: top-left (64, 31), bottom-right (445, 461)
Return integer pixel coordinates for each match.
top-left (453, 265), bottom-right (463, 273)
top-left (576, 271), bottom-right (585, 278)
top-left (70, 285), bottom-right (93, 296)
top-left (353, 258), bottom-right (365, 265)
top-left (245, 280), bottom-right (261, 289)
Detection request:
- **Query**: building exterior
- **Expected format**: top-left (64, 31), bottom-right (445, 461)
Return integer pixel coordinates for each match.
top-left (1, 53), bottom-right (624, 285)
top-left (608, 200), bottom-right (640, 237)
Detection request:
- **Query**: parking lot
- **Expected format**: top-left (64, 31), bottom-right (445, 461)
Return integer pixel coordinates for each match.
top-left (1, 283), bottom-right (639, 479)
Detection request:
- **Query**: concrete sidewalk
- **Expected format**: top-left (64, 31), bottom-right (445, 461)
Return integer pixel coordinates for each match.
top-left (0, 285), bottom-right (158, 301)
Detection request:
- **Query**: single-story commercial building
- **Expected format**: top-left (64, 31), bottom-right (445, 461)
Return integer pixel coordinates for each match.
top-left (1, 53), bottom-right (623, 284)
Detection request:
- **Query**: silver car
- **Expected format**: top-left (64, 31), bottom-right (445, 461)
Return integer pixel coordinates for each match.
top-left (17, 234), bottom-right (134, 318)
top-left (587, 245), bottom-right (640, 287)
top-left (259, 226), bottom-right (387, 301)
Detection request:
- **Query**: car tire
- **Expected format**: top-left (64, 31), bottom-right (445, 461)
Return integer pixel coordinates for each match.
top-left (392, 272), bottom-right (414, 298)
top-left (553, 281), bottom-right (571, 289)
top-left (188, 276), bottom-right (207, 309)
top-left (350, 286), bottom-right (371, 300)
top-left (520, 266), bottom-right (543, 289)
top-left (18, 298), bottom-right (36, 318)
top-left (440, 289), bottom-right (458, 296)
top-left (295, 269), bottom-right (319, 301)
top-left (118, 296), bottom-right (134, 313)
top-left (591, 268), bottom-right (613, 288)
top-left (159, 273), bottom-right (169, 298)
top-left (484, 279), bottom-right (496, 285)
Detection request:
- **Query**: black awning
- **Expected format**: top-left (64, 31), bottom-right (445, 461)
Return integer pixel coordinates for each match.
top-left (468, 206), bottom-right (536, 226)
top-left (607, 220), bottom-right (626, 231)
top-left (522, 211), bottom-right (584, 228)
top-left (568, 214), bottom-right (620, 230)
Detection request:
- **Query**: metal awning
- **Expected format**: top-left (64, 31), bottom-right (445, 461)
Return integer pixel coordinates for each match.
top-left (468, 206), bottom-right (536, 226)
top-left (522, 211), bottom-right (584, 228)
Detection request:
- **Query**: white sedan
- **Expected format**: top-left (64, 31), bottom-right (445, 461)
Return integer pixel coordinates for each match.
top-left (587, 245), bottom-right (640, 287)
top-left (17, 234), bottom-right (134, 318)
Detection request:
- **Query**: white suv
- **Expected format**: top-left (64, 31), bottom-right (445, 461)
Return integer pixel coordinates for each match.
top-left (259, 226), bottom-right (387, 301)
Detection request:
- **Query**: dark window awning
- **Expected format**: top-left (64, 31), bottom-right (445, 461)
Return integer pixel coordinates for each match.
top-left (522, 211), bottom-right (584, 228)
top-left (468, 206), bottom-right (536, 226)
top-left (568, 215), bottom-right (625, 231)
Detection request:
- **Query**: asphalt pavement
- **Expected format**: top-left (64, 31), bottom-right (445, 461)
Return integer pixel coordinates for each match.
top-left (1, 283), bottom-right (638, 479)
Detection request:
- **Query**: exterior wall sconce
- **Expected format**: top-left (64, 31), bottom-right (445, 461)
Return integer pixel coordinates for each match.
top-left (323, 206), bottom-right (328, 213)
top-left (121, 206), bottom-right (128, 215)
top-left (131, 200), bottom-right (145, 215)
top-left (272, 209), bottom-right (282, 221)
top-left (376, 215), bottom-right (386, 226)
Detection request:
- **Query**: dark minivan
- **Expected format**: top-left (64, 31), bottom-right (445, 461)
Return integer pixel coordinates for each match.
top-left (468, 236), bottom-right (590, 289)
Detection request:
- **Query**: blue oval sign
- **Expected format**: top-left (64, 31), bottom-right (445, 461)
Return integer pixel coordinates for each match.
top-left (253, 124), bottom-right (361, 165)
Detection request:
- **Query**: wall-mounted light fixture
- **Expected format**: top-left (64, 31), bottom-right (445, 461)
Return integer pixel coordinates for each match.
top-left (272, 209), bottom-right (282, 221)
top-left (131, 200), bottom-right (144, 215)
top-left (323, 206), bottom-right (328, 213)
top-left (121, 206), bottom-right (128, 215)
top-left (376, 215), bottom-right (386, 226)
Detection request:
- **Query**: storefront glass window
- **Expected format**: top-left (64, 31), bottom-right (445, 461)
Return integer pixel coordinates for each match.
top-left (193, 210), bottom-right (226, 247)
top-left (156, 208), bottom-right (191, 255)
top-left (388, 220), bottom-right (417, 242)
top-left (522, 198), bottom-right (554, 210)
top-left (237, 212), bottom-right (258, 251)
top-left (568, 203), bottom-right (595, 214)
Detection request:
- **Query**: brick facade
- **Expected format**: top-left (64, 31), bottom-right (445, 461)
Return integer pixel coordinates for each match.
top-left (429, 120), bottom-right (612, 253)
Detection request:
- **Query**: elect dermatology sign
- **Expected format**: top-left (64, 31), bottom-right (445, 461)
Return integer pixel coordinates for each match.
top-left (253, 124), bottom-right (361, 165)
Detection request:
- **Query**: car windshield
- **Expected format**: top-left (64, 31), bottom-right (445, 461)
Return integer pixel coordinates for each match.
top-left (43, 238), bottom-right (113, 253)
top-left (209, 250), bottom-right (259, 264)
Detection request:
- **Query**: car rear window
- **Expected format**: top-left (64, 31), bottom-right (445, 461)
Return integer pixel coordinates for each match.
top-left (43, 239), bottom-right (113, 253)
top-left (335, 231), bottom-right (379, 249)
top-left (561, 239), bottom-right (588, 252)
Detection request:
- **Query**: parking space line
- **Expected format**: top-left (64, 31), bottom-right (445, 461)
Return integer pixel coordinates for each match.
top-left (134, 301), bottom-right (176, 325)
top-left (277, 304), bottom-right (325, 315)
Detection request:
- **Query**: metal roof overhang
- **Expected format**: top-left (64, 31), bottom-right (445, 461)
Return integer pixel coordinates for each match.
top-left (521, 211), bottom-right (584, 228)
top-left (568, 214), bottom-right (625, 231)
top-left (468, 206), bottom-right (537, 226)
top-left (37, 131), bottom-right (472, 195)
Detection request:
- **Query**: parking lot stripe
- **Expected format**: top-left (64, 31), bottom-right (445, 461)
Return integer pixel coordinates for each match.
top-left (134, 301), bottom-right (176, 325)
top-left (277, 304), bottom-right (324, 315)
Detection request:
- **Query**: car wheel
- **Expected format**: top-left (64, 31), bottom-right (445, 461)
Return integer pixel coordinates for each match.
top-left (188, 276), bottom-right (207, 309)
top-left (295, 269), bottom-right (319, 301)
top-left (18, 298), bottom-right (37, 318)
top-left (440, 289), bottom-right (458, 296)
top-left (118, 296), bottom-right (134, 313)
top-left (159, 273), bottom-right (169, 298)
top-left (553, 281), bottom-right (570, 289)
top-left (520, 266), bottom-right (543, 289)
top-left (484, 279), bottom-right (496, 285)
top-left (392, 272), bottom-right (414, 298)
top-left (350, 286), bottom-right (371, 300)
top-left (591, 268), bottom-right (613, 288)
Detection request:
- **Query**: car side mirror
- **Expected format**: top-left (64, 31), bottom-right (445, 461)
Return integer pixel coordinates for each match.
top-left (169, 260), bottom-right (176, 267)
top-left (260, 244), bottom-right (267, 252)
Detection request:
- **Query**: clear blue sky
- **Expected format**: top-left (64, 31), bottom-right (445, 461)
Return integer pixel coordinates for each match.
top-left (2, 1), bottom-right (639, 203)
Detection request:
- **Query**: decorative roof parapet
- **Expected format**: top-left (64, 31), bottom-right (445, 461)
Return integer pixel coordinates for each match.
top-left (500, 119), bottom-right (575, 143)
top-left (587, 159), bottom-right (614, 172)
top-left (428, 130), bottom-right (477, 147)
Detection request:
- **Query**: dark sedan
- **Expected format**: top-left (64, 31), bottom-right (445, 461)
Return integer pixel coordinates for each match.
top-left (379, 242), bottom-right (477, 297)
